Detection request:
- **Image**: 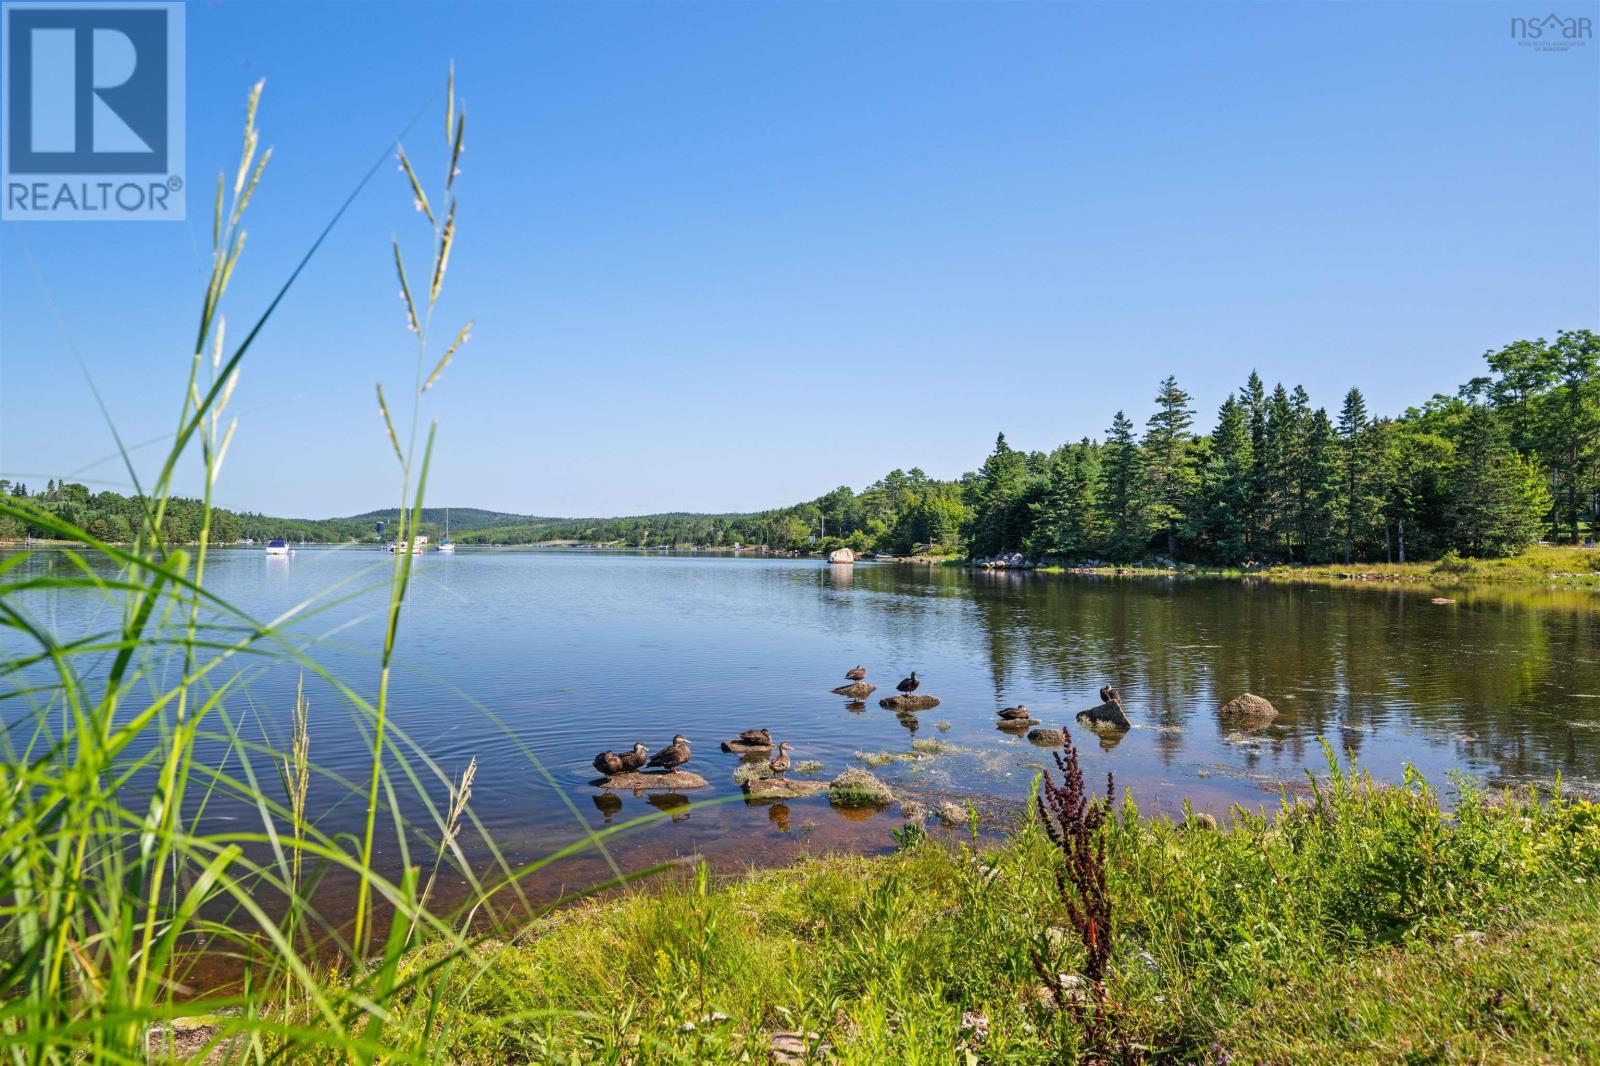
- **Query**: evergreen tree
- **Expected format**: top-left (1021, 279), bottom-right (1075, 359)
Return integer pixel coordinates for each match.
top-left (969, 433), bottom-right (1031, 556)
top-left (1446, 407), bottom-right (1550, 557)
top-left (1241, 371), bottom-right (1268, 555)
top-left (1143, 375), bottom-right (1198, 558)
top-left (1299, 408), bottom-right (1343, 562)
top-left (1099, 412), bottom-right (1148, 561)
top-left (1027, 441), bottom-right (1102, 558)
top-left (1193, 395), bottom-right (1253, 564)
top-left (1261, 384), bottom-right (1297, 560)
top-left (1337, 388), bottom-right (1377, 563)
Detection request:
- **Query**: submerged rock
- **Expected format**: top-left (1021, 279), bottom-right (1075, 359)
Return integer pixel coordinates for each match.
top-left (829, 767), bottom-right (895, 808)
top-left (1027, 727), bottom-right (1065, 746)
top-left (832, 681), bottom-right (878, 698)
top-left (1219, 692), bottom-right (1279, 723)
top-left (742, 776), bottom-right (828, 799)
top-left (599, 770), bottom-right (709, 790)
top-left (879, 693), bottom-right (941, 712)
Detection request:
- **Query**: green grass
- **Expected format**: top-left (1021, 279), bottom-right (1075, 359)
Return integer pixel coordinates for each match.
top-left (315, 757), bottom-right (1599, 1065)
top-left (1035, 542), bottom-right (1600, 590)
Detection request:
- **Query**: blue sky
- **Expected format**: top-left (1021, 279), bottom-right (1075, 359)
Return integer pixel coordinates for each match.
top-left (2, 1), bottom-right (1596, 518)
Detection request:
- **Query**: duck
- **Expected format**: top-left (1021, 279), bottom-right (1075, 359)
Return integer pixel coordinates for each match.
top-left (647, 735), bottom-right (692, 774)
top-left (735, 728), bottom-right (772, 747)
top-left (845, 665), bottom-right (867, 682)
top-left (592, 749), bottom-right (624, 776)
top-left (1100, 685), bottom-right (1123, 705)
top-left (896, 671), bottom-right (921, 696)
top-left (618, 741), bottom-right (649, 772)
top-left (767, 742), bottom-right (794, 777)
top-left (997, 704), bottom-right (1031, 721)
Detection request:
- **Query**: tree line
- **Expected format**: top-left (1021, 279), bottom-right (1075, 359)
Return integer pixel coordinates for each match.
top-left (760, 329), bottom-right (1596, 563)
top-left (6, 330), bottom-right (1592, 563)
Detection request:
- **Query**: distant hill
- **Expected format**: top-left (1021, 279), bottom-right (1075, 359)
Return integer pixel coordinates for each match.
top-left (232, 506), bottom-right (767, 546)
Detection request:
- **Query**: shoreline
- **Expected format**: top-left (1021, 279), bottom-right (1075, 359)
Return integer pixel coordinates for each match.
top-left (164, 759), bottom-right (1600, 1063)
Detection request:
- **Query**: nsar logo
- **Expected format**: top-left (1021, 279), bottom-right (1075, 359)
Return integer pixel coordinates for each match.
top-left (2, 2), bottom-right (185, 220)
top-left (1510, 12), bottom-right (1593, 51)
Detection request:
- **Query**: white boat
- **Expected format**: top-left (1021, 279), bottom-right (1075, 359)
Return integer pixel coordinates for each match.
top-left (264, 538), bottom-right (289, 556)
top-left (385, 534), bottom-right (428, 555)
top-left (437, 509), bottom-right (455, 553)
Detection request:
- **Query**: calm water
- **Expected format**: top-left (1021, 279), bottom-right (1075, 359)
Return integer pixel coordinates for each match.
top-left (6, 547), bottom-right (1600, 913)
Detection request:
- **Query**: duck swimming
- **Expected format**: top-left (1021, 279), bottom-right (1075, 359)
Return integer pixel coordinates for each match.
top-left (767, 742), bottom-right (794, 777)
top-left (845, 665), bottom-right (867, 681)
top-left (647, 735), bottom-right (692, 774)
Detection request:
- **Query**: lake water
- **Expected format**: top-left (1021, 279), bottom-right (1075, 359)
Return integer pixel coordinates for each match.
top-left (6, 547), bottom-right (1600, 919)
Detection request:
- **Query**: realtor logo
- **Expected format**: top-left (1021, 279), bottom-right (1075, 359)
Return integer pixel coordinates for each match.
top-left (2, 2), bottom-right (185, 220)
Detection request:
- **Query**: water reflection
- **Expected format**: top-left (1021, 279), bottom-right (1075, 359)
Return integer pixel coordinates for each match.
top-left (5, 548), bottom-right (1599, 901)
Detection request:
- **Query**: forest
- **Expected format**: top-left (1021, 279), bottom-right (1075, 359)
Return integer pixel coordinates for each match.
top-left (4, 329), bottom-right (1594, 564)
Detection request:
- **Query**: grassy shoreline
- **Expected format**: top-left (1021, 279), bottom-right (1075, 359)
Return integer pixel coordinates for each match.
top-left (164, 754), bottom-right (1600, 1064)
top-left (1026, 543), bottom-right (1600, 589)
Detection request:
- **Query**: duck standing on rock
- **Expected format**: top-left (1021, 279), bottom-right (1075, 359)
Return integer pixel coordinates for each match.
top-left (845, 665), bottom-right (867, 681)
top-left (997, 704), bottom-right (1030, 721)
top-left (647, 735), bottom-right (692, 774)
top-left (897, 671), bottom-right (921, 696)
top-left (592, 749), bottom-right (624, 776)
top-left (767, 742), bottom-right (794, 777)
top-left (618, 741), bottom-right (649, 772)
top-left (1100, 684), bottom-right (1122, 705)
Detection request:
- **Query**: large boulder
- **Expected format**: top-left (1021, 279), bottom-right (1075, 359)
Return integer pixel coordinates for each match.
top-left (1075, 699), bottom-right (1131, 731)
top-left (828, 547), bottom-right (856, 565)
top-left (880, 693), bottom-right (941, 712)
top-left (1218, 693), bottom-right (1279, 723)
top-left (831, 681), bottom-right (878, 698)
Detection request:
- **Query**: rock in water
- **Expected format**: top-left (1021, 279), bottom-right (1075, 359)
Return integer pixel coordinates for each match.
top-left (599, 770), bottom-right (710, 790)
top-left (1027, 727), bottom-right (1066, 746)
top-left (1075, 699), bottom-right (1131, 731)
top-left (832, 681), bottom-right (878, 698)
top-left (721, 739), bottom-right (773, 753)
top-left (827, 547), bottom-right (855, 564)
top-left (828, 767), bottom-right (894, 807)
top-left (742, 776), bottom-right (828, 799)
top-left (879, 693), bottom-right (941, 711)
top-left (1218, 693), bottom-right (1279, 723)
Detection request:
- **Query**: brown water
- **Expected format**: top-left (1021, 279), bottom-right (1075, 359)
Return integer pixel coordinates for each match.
top-left (6, 547), bottom-right (1599, 930)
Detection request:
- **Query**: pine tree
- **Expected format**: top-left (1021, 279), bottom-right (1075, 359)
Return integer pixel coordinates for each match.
top-left (1299, 408), bottom-right (1342, 562)
top-left (1260, 384), bottom-right (1296, 560)
top-left (1193, 395), bottom-right (1253, 564)
top-left (1241, 371), bottom-right (1268, 555)
top-left (1027, 442), bottom-right (1101, 558)
top-left (1337, 388), bottom-right (1376, 563)
top-left (969, 433), bottom-right (1030, 556)
top-left (1446, 407), bottom-right (1551, 557)
top-left (1099, 412), bottom-right (1148, 561)
top-left (1143, 376), bottom-right (1197, 558)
